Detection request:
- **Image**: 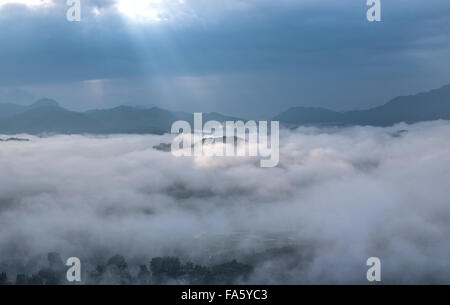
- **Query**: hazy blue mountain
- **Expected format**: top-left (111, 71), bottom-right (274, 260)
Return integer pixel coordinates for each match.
top-left (274, 84), bottom-right (450, 126)
top-left (0, 98), bottom-right (60, 120)
top-left (85, 106), bottom-right (182, 134)
top-left (342, 84), bottom-right (450, 126)
top-left (0, 103), bottom-right (99, 134)
top-left (202, 112), bottom-right (243, 123)
top-left (0, 100), bottom-right (243, 135)
top-left (84, 107), bottom-right (243, 134)
top-left (2, 84), bottom-right (449, 135)
top-left (0, 103), bottom-right (24, 119)
top-left (273, 107), bottom-right (343, 126)
top-left (27, 98), bottom-right (59, 109)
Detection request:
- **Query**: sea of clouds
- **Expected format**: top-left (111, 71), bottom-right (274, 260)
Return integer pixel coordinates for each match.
top-left (1, 120), bottom-right (450, 284)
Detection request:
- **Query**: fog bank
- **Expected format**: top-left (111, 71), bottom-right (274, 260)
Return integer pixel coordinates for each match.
top-left (1, 121), bottom-right (450, 283)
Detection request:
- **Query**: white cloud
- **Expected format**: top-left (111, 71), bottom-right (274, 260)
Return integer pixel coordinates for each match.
top-left (0, 0), bottom-right (53, 9)
top-left (1, 121), bottom-right (450, 283)
top-left (115, 0), bottom-right (168, 23)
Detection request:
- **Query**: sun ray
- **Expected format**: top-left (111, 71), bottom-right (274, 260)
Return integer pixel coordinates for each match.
top-left (115, 0), bottom-right (168, 23)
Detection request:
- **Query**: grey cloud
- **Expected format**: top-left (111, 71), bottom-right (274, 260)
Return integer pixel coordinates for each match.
top-left (0, 0), bottom-right (450, 115)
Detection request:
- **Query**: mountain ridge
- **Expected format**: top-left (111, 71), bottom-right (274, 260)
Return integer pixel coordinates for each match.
top-left (274, 84), bottom-right (450, 127)
top-left (1, 84), bottom-right (450, 134)
top-left (0, 101), bottom-right (243, 135)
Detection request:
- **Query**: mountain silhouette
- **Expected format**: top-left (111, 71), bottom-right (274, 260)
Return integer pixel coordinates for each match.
top-left (0, 98), bottom-right (59, 120)
top-left (274, 84), bottom-right (450, 127)
top-left (28, 98), bottom-right (59, 109)
top-left (0, 103), bottom-right (98, 134)
top-left (1, 84), bottom-right (449, 135)
top-left (0, 103), bottom-right (23, 119)
top-left (0, 100), bottom-right (241, 135)
top-left (272, 107), bottom-right (343, 126)
top-left (84, 106), bottom-right (179, 134)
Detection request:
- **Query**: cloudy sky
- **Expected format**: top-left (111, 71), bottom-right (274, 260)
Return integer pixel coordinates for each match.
top-left (0, 0), bottom-right (450, 117)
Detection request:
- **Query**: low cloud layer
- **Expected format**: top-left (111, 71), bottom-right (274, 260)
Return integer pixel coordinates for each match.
top-left (1, 121), bottom-right (450, 283)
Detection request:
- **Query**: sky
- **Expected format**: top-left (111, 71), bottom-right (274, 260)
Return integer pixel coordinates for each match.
top-left (0, 0), bottom-right (450, 118)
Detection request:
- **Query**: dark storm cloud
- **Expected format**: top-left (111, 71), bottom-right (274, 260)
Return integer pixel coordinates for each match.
top-left (0, 0), bottom-right (450, 114)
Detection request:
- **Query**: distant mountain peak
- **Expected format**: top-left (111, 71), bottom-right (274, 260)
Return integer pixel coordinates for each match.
top-left (437, 83), bottom-right (450, 90)
top-left (30, 98), bottom-right (59, 108)
top-left (273, 83), bottom-right (450, 127)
